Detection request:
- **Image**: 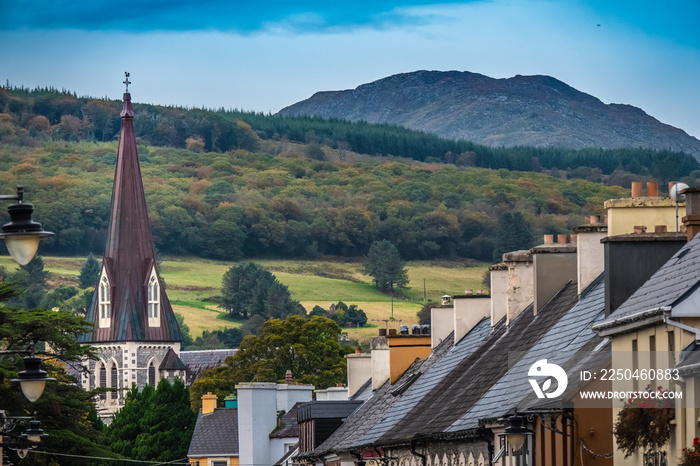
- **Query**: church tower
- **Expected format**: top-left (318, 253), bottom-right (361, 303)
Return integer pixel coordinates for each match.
top-left (79, 77), bottom-right (185, 422)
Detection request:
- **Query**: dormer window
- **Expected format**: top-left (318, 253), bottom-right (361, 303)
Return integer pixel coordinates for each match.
top-left (98, 270), bottom-right (111, 328)
top-left (147, 268), bottom-right (160, 327)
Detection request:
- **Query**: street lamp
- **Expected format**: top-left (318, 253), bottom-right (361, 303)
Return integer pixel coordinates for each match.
top-left (0, 411), bottom-right (46, 462)
top-left (0, 186), bottom-right (53, 265)
top-left (10, 352), bottom-right (55, 403)
top-left (500, 414), bottom-right (534, 452)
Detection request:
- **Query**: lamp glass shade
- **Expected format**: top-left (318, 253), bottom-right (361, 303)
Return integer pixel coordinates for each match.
top-left (507, 433), bottom-right (527, 451)
top-left (4, 235), bottom-right (40, 265)
top-left (20, 379), bottom-right (46, 403)
top-left (26, 432), bottom-right (41, 443)
top-left (17, 449), bottom-right (28, 459)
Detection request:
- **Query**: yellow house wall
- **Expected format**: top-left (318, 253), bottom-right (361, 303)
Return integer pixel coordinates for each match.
top-left (386, 335), bottom-right (431, 384)
top-left (608, 323), bottom-right (699, 466)
top-left (188, 456), bottom-right (239, 466)
top-left (604, 198), bottom-right (685, 236)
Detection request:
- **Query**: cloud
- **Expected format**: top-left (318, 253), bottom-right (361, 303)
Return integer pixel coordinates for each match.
top-left (0, 0), bottom-right (484, 33)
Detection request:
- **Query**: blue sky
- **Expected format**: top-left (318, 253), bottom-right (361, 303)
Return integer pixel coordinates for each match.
top-left (2, 0), bottom-right (700, 138)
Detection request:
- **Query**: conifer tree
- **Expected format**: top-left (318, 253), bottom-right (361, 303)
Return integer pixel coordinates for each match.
top-left (79, 253), bottom-right (101, 289)
top-left (362, 240), bottom-right (409, 293)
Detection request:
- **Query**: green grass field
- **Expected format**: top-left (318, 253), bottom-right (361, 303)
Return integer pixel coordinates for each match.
top-left (0, 255), bottom-right (489, 342)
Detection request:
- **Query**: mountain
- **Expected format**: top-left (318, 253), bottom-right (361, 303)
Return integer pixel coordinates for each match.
top-left (278, 70), bottom-right (700, 157)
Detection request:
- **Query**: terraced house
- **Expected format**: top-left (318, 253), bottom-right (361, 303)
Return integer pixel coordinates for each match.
top-left (295, 184), bottom-right (700, 466)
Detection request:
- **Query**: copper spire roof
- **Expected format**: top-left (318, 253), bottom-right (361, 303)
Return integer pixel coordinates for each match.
top-left (80, 92), bottom-right (182, 343)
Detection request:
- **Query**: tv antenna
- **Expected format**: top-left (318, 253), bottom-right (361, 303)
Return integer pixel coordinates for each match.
top-left (670, 182), bottom-right (689, 231)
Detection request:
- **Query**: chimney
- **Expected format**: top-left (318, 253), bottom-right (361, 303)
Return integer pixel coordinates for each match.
top-left (345, 352), bottom-right (371, 397)
top-left (386, 334), bottom-right (431, 384)
top-left (285, 369), bottom-right (293, 384)
top-left (682, 186), bottom-right (700, 241)
top-left (489, 263), bottom-right (509, 326)
top-left (530, 241), bottom-right (577, 314)
top-left (573, 222), bottom-right (607, 295)
top-left (202, 392), bottom-right (218, 414)
top-left (647, 181), bottom-right (659, 197)
top-left (502, 250), bottom-right (534, 325)
top-left (370, 336), bottom-right (390, 390)
top-left (453, 292), bottom-right (490, 344)
top-left (276, 382), bottom-right (313, 412)
top-left (431, 304), bottom-right (454, 349)
top-left (557, 234), bottom-right (567, 244)
top-left (602, 232), bottom-right (686, 316)
top-left (224, 394), bottom-right (238, 409)
top-left (237, 383), bottom-right (278, 466)
top-left (631, 181), bottom-right (642, 198)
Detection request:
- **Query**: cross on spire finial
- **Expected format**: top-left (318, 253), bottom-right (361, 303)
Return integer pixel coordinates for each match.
top-left (123, 72), bottom-right (131, 92)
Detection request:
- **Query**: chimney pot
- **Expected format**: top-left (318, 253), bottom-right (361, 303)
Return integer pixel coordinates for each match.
top-left (655, 225), bottom-right (667, 233)
top-left (388, 328), bottom-right (397, 336)
top-left (464, 289), bottom-right (473, 295)
top-left (544, 234), bottom-right (554, 245)
top-left (285, 369), bottom-right (293, 384)
top-left (570, 234), bottom-right (577, 245)
top-left (647, 181), bottom-right (659, 197)
top-left (589, 215), bottom-right (599, 224)
top-left (633, 225), bottom-right (647, 234)
top-left (476, 289), bottom-right (484, 295)
top-left (604, 215), bottom-right (608, 225)
top-left (631, 181), bottom-right (642, 198)
top-left (557, 234), bottom-right (567, 244)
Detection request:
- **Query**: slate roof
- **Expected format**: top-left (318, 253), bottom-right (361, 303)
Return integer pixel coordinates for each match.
top-left (307, 275), bottom-right (609, 458)
top-left (159, 348), bottom-right (186, 371)
top-left (270, 403), bottom-right (302, 439)
top-left (379, 283), bottom-right (578, 442)
top-left (80, 92), bottom-right (182, 343)
top-left (350, 378), bottom-right (373, 401)
top-left (180, 349), bottom-right (238, 385)
top-left (307, 332), bottom-right (461, 457)
top-left (188, 408), bottom-right (239, 457)
top-left (595, 234), bottom-right (700, 328)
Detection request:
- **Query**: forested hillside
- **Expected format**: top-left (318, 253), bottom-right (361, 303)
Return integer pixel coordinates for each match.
top-left (2, 85), bottom-right (698, 180)
top-left (0, 85), bottom-right (696, 262)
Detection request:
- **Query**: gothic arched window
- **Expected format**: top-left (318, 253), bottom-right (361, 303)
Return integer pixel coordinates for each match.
top-left (148, 361), bottom-right (156, 388)
top-left (99, 363), bottom-right (107, 400)
top-left (111, 363), bottom-right (118, 399)
top-left (98, 271), bottom-right (111, 328)
top-left (147, 268), bottom-right (160, 327)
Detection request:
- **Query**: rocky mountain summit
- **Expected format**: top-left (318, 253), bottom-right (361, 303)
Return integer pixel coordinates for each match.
top-left (279, 70), bottom-right (700, 157)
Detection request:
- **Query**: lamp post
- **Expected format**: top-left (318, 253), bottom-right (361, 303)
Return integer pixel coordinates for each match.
top-left (0, 186), bottom-right (53, 265)
top-left (0, 186), bottom-right (53, 464)
top-left (499, 414), bottom-right (535, 460)
top-left (0, 411), bottom-right (47, 463)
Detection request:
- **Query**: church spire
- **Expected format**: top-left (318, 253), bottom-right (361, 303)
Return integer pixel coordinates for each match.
top-left (80, 77), bottom-right (182, 343)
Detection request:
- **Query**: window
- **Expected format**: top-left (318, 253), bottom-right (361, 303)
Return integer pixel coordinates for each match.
top-left (99, 363), bottom-right (107, 400)
top-left (212, 461), bottom-right (228, 466)
top-left (147, 268), bottom-right (160, 327)
top-left (98, 271), bottom-right (111, 328)
top-left (111, 364), bottom-right (118, 399)
top-left (148, 361), bottom-right (156, 388)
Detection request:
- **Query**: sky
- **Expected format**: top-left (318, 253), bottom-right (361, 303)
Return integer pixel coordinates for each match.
top-left (1, 0), bottom-right (699, 138)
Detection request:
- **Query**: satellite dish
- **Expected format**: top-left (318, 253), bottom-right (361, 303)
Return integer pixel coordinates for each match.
top-left (671, 183), bottom-right (690, 202)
